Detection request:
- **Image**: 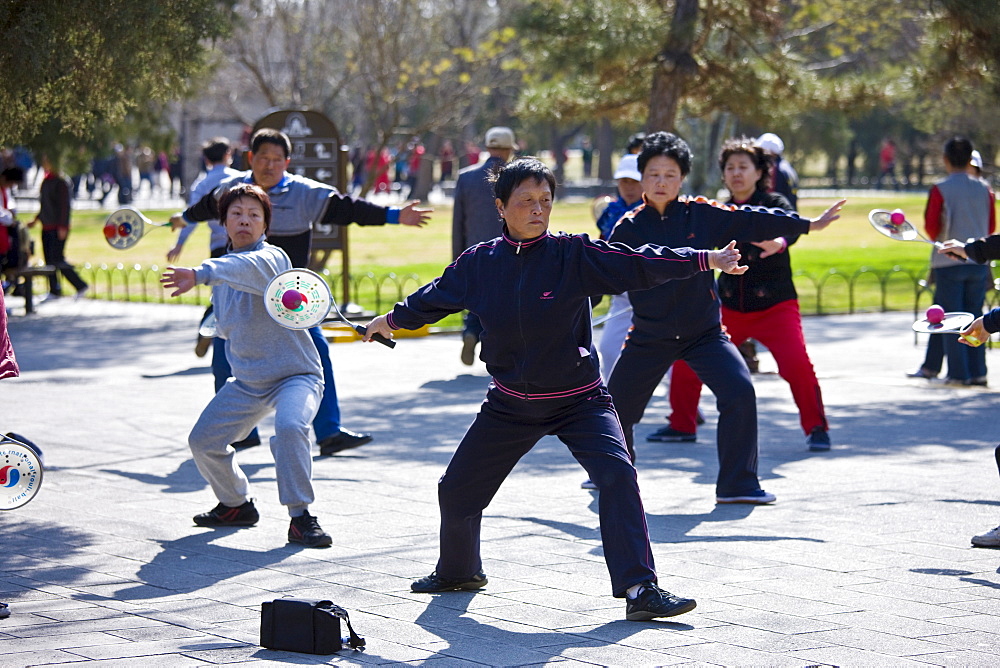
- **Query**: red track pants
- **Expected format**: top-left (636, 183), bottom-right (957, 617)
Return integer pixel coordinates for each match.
top-left (670, 299), bottom-right (827, 435)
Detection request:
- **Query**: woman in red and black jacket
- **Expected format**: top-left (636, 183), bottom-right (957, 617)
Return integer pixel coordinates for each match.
top-left (668, 137), bottom-right (831, 452)
top-left (364, 157), bottom-right (748, 621)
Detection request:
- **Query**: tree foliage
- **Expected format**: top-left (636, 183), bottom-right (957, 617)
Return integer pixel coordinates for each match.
top-left (0, 0), bottom-right (235, 148)
top-left (211, 0), bottom-right (526, 194)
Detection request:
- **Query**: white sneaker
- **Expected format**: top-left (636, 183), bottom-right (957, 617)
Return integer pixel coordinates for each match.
top-left (580, 479), bottom-right (597, 490)
top-left (75, 286), bottom-right (89, 300)
top-left (972, 525), bottom-right (1000, 547)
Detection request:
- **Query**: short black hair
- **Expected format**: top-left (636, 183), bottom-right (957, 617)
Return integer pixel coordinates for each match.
top-left (219, 183), bottom-right (272, 234)
top-left (719, 136), bottom-right (772, 192)
top-left (943, 136), bottom-right (974, 169)
top-left (250, 128), bottom-right (291, 158)
top-left (637, 131), bottom-right (692, 176)
top-left (202, 137), bottom-right (231, 164)
top-left (0, 167), bottom-right (24, 184)
top-left (627, 132), bottom-right (646, 152)
top-left (490, 157), bottom-right (556, 205)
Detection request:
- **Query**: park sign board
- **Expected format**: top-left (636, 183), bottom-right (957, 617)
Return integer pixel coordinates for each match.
top-left (252, 109), bottom-right (351, 301)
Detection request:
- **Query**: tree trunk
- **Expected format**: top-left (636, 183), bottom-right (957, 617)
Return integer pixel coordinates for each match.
top-left (597, 117), bottom-right (614, 182)
top-left (646, 0), bottom-right (700, 132)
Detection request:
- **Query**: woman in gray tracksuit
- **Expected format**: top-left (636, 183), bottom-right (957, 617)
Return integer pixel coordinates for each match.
top-left (162, 183), bottom-right (331, 548)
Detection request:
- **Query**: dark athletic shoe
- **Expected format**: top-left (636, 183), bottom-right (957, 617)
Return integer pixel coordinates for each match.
top-left (411, 571), bottom-right (488, 593)
top-left (647, 426), bottom-right (696, 443)
top-left (625, 582), bottom-right (697, 621)
top-left (231, 433), bottom-right (261, 450)
top-left (194, 500), bottom-right (259, 527)
top-left (807, 427), bottom-right (831, 452)
top-left (288, 511), bottom-right (333, 548)
top-left (318, 429), bottom-right (372, 456)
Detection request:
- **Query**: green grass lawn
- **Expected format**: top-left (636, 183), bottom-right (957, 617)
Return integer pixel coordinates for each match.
top-left (36, 193), bottom-right (994, 324)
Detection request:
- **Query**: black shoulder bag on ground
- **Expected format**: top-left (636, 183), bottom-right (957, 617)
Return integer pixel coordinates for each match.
top-left (260, 598), bottom-right (365, 654)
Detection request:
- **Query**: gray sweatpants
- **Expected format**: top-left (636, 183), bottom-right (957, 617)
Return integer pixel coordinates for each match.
top-left (189, 374), bottom-right (322, 516)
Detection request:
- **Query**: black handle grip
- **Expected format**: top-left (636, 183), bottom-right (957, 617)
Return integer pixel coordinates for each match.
top-left (354, 324), bottom-right (396, 348)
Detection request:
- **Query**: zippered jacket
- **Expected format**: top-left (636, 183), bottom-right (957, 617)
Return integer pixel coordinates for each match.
top-left (386, 227), bottom-right (712, 398)
top-left (608, 195), bottom-right (812, 340)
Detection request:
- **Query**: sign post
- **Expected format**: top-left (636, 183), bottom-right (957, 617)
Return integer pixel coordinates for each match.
top-left (252, 110), bottom-right (351, 304)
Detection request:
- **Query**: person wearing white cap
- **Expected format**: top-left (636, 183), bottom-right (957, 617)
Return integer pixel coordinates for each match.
top-left (756, 132), bottom-right (799, 210)
top-left (452, 126), bottom-right (517, 365)
top-left (969, 150), bottom-right (988, 183)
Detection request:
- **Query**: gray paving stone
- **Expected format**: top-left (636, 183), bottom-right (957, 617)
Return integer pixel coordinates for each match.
top-left (0, 649), bottom-right (90, 666)
top-left (796, 627), bottom-right (954, 656)
top-left (702, 608), bottom-right (843, 635)
top-left (672, 623), bottom-right (834, 653)
top-left (790, 644), bottom-right (935, 666)
top-left (908, 649), bottom-right (1000, 667)
top-left (659, 641), bottom-right (807, 666)
top-left (67, 637), bottom-right (247, 661)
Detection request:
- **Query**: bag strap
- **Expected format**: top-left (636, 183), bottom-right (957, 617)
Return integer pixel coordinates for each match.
top-left (328, 604), bottom-right (365, 650)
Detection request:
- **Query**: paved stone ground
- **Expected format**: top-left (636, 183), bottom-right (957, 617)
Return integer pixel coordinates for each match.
top-left (2, 296), bottom-right (1000, 667)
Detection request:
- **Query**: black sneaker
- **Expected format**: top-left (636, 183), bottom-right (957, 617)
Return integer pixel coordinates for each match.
top-left (807, 427), bottom-right (831, 452)
top-left (647, 426), bottom-right (696, 443)
top-left (318, 429), bottom-right (372, 456)
top-left (193, 500), bottom-right (259, 527)
top-left (625, 582), bottom-right (696, 621)
top-left (411, 571), bottom-right (488, 593)
top-left (231, 433), bottom-right (261, 450)
top-left (288, 511), bottom-right (333, 548)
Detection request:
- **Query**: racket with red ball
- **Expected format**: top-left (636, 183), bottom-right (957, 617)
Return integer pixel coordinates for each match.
top-left (868, 209), bottom-right (943, 247)
top-left (263, 268), bottom-right (396, 348)
top-left (102, 208), bottom-right (173, 250)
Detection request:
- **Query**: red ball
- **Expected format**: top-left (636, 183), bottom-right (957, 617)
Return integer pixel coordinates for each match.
top-left (926, 305), bottom-right (945, 324)
top-left (281, 290), bottom-right (304, 310)
top-left (103, 223), bottom-right (117, 239)
top-left (890, 209), bottom-right (905, 226)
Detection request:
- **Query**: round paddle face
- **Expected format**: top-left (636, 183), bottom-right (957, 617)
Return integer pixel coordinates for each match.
top-left (869, 209), bottom-right (919, 242)
top-left (104, 208), bottom-right (147, 250)
top-left (264, 269), bottom-right (333, 330)
top-left (912, 311), bottom-right (975, 334)
top-left (0, 439), bottom-right (43, 510)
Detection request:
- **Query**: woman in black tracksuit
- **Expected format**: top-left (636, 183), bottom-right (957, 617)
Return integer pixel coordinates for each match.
top-left (364, 157), bottom-right (747, 621)
top-left (606, 132), bottom-right (843, 505)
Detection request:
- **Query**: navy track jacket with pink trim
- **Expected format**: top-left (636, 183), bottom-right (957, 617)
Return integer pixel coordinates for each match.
top-left (608, 196), bottom-right (813, 341)
top-left (386, 226), bottom-right (711, 398)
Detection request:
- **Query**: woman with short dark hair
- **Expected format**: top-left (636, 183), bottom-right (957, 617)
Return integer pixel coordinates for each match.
top-left (365, 156), bottom-right (749, 621)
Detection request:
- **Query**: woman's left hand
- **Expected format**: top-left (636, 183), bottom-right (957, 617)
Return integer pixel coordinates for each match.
top-left (960, 317), bottom-right (989, 347)
top-left (363, 314), bottom-right (395, 343)
top-left (751, 238), bottom-right (785, 258)
top-left (710, 240), bottom-right (748, 275)
top-left (160, 266), bottom-right (196, 297)
top-left (809, 199), bottom-right (846, 232)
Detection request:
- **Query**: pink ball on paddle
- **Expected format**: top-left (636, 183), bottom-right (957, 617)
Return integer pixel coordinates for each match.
top-left (890, 209), bottom-right (906, 226)
top-left (281, 290), bottom-right (304, 310)
top-left (926, 304), bottom-right (945, 324)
